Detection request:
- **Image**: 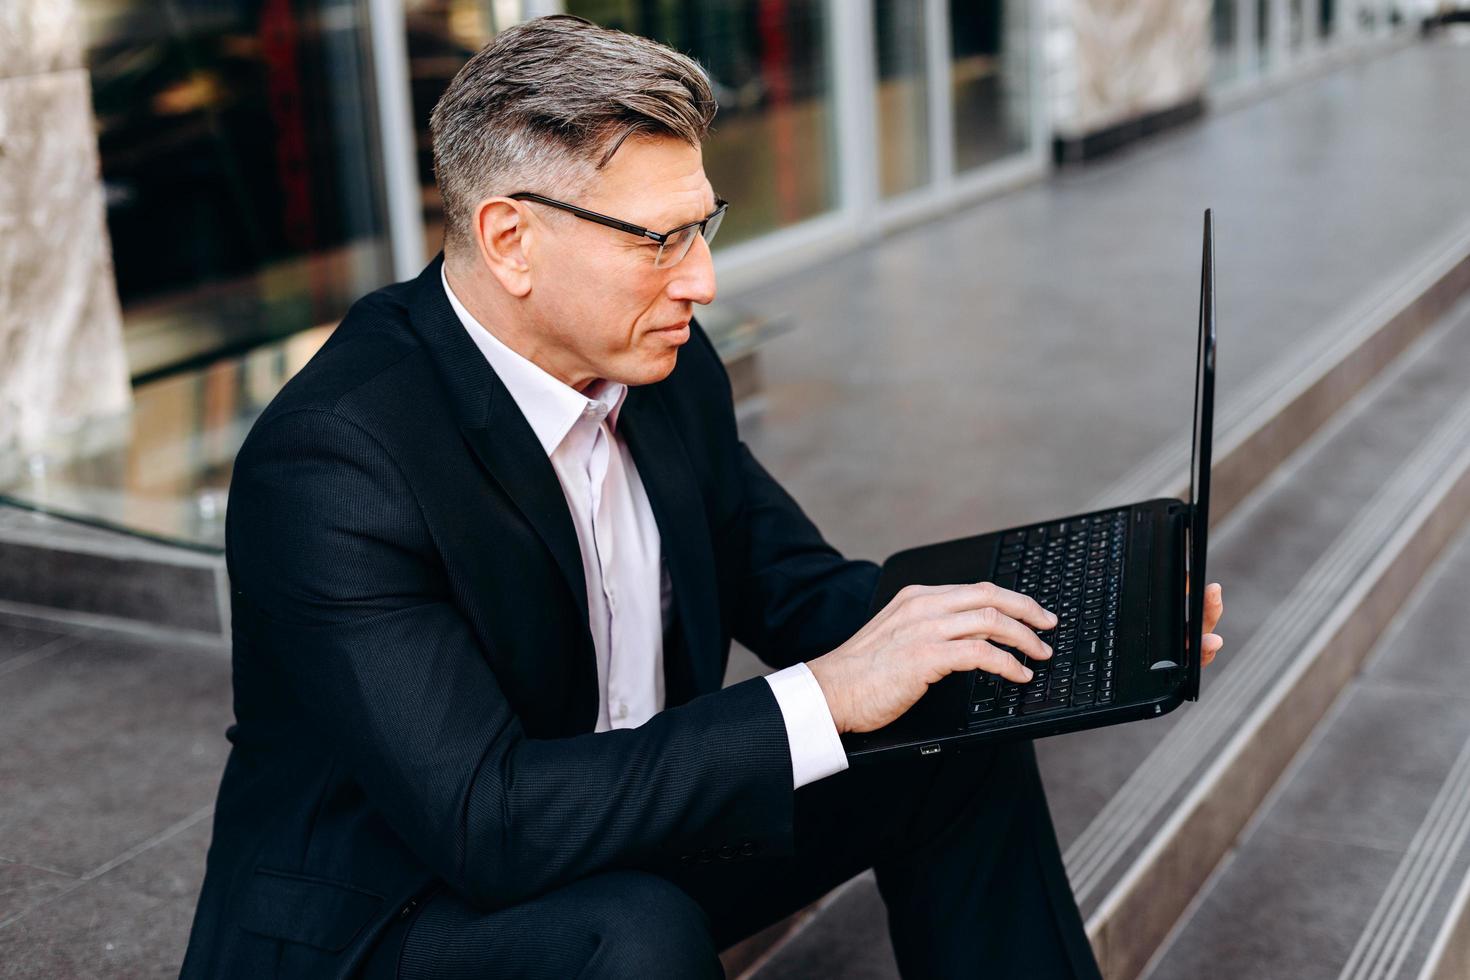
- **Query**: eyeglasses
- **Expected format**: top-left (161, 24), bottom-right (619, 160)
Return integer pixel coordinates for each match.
top-left (509, 192), bottom-right (728, 269)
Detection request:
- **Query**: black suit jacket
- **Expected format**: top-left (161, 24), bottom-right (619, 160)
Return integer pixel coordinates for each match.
top-left (179, 254), bottom-right (880, 979)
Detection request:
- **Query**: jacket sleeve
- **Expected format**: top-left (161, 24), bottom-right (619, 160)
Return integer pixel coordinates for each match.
top-left (679, 319), bottom-right (881, 670)
top-left (729, 442), bottom-right (882, 669)
top-left (226, 407), bottom-right (795, 913)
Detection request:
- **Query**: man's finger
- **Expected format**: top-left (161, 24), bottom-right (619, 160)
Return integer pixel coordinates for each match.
top-left (949, 638), bottom-right (1034, 684)
top-left (939, 582), bottom-right (1058, 632)
top-left (943, 606), bottom-right (1053, 662)
top-left (1202, 633), bottom-right (1223, 667)
top-left (1202, 583), bottom-right (1224, 633)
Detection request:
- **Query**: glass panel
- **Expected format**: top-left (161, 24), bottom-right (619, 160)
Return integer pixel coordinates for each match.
top-left (408, 1), bottom-right (838, 252)
top-left (81, 0), bottom-right (393, 382)
top-left (404, 0), bottom-right (504, 258)
top-left (950, 0), bottom-right (1032, 174)
top-left (1255, 0), bottom-right (1272, 71)
top-left (0, 324), bottom-right (335, 551)
top-left (566, 0), bottom-right (838, 248)
top-left (1358, 0), bottom-right (1380, 32)
top-left (1212, 0), bottom-right (1241, 84)
top-left (1320, 0), bottom-right (1337, 39)
top-left (1289, 0), bottom-right (1306, 51)
top-left (873, 0), bottom-right (931, 199)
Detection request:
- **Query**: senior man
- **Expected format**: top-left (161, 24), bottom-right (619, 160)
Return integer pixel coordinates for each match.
top-left (181, 15), bottom-right (1223, 980)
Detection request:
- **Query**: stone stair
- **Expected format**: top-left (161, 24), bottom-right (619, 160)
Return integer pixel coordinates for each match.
top-left (0, 507), bottom-right (227, 645)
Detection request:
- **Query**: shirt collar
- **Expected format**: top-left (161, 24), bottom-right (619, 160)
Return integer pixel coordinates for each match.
top-left (441, 265), bottom-right (627, 457)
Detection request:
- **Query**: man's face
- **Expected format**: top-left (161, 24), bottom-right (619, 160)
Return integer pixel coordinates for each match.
top-left (522, 135), bottom-right (719, 389)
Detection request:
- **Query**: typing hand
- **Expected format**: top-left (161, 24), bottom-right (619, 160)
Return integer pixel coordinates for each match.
top-left (1201, 582), bottom-right (1224, 667)
top-left (807, 582), bottom-right (1057, 735)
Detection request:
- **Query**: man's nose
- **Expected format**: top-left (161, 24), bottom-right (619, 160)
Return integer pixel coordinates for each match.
top-left (666, 234), bottom-right (717, 306)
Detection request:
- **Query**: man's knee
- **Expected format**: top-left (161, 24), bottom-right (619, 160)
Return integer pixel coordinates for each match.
top-left (579, 871), bottom-right (721, 980)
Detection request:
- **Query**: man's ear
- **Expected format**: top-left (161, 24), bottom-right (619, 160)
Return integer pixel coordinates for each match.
top-left (474, 198), bottom-right (533, 298)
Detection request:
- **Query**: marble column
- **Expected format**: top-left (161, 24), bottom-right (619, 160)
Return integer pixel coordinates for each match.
top-left (1045, 0), bottom-right (1212, 141)
top-left (0, 0), bottom-right (132, 456)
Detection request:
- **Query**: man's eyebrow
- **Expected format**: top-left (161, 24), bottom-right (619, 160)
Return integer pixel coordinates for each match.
top-left (654, 194), bottom-right (719, 230)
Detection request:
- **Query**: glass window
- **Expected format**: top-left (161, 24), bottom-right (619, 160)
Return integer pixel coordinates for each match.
top-left (1213, 0), bottom-right (1241, 84)
top-left (409, 2), bottom-right (839, 250)
top-left (1358, 0), bottom-right (1379, 32)
top-left (873, 0), bottom-right (931, 199)
top-left (1289, 0), bottom-right (1306, 51)
top-left (1320, 0), bottom-right (1337, 39)
top-left (950, 0), bottom-right (1031, 174)
top-left (404, 0), bottom-right (505, 258)
top-left (1255, 0), bottom-right (1272, 71)
top-left (567, 0), bottom-right (838, 248)
top-left (81, 0), bottom-right (393, 382)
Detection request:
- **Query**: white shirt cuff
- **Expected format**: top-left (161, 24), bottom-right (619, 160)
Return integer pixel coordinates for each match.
top-left (764, 662), bottom-right (850, 789)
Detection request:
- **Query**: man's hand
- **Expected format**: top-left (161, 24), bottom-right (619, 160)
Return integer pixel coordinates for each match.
top-left (807, 582), bottom-right (1057, 735)
top-left (1201, 582), bottom-right (1224, 667)
top-left (808, 580), bottom-right (1227, 735)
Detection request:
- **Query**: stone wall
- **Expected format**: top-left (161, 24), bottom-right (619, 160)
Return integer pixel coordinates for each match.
top-left (1046, 0), bottom-right (1212, 140)
top-left (0, 0), bottom-right (132, 455)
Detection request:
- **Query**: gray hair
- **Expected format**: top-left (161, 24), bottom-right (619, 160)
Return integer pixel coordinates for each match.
top-left (429, 15), bottom-right (717, 257)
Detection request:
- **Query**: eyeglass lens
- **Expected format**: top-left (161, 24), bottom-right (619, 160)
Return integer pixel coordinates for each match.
top-left (654, 208), bottom-right (725, 268)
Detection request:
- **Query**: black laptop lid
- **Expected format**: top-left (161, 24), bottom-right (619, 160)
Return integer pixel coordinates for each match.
top-left (1185, 210), bottom-right (1217, 702)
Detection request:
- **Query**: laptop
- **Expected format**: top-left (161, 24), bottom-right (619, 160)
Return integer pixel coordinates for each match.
top-left (842, 209), bottom-right (1217, 763)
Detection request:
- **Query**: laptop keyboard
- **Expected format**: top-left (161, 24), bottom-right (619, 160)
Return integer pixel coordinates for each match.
top-left (966, 509), bottom-right (1128, 724)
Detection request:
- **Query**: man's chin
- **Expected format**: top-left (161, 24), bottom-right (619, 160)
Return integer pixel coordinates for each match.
top-left (614, 348), bottom-right (680, 388)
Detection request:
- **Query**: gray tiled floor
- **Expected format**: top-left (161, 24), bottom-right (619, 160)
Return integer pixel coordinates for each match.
top-left (5, 35), bottom-right (1470, 980)
top-left (0, 614), bottom-right (228, 979)
top-left (1147, 828), bottom-right (1406, 980)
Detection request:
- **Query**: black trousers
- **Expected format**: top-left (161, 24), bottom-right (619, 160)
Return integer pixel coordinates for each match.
top-left (361, 738), bottom-right (1100, 979)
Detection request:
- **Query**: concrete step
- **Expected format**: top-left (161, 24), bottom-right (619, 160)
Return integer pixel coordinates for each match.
top-left (1141, 516), bottom-right (1470, 980)
top-left (0, 506), bottom-right (227, 644)
top-left (745, 289), bottom-right (1470, 979)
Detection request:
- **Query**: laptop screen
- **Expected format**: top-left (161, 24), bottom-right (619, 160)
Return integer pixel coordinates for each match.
top-left (1186, 210), bottom-right (1217, 701)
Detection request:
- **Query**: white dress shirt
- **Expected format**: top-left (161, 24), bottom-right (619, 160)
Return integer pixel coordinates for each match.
top-left (442, 269), bottom-right (848, 787)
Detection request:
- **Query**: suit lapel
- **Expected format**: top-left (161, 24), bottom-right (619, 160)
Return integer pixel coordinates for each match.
top-left (406, 253), bottom-right (593, 660)
top-left (458, 413), bottom-right (590, 625)
top-left (619, 384), bottom-right (722, 703)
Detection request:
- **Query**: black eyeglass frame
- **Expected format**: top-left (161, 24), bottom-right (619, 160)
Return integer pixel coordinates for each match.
top-left (508, 192), bottom-right (729, 265)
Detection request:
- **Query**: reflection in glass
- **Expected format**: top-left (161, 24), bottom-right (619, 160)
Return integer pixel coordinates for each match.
top-left (1359, 0), bottom-right (1379, 32)
top-left (81, 0), bottom-right (393, 381)
top-left (0, 323), bottom-right (335, 551)
top-left (567, 0), bottom-right (837, 247)
top-left (1213, 0), bottom-right (1240, 84)
top-left (411, 1), bottom-right (840, 250)
top-left (873, 0), bottom-right (931, 199)
top-left (404, 0), bottom-right (507, 257)
top-left (1289, 0), bottom-right (1306, 51)
top-left (1320, 0), bottom-right (1336, 38)
top-left (1256, 0), bottom-right (1272, 70)
top-left (950, 0), bottom-right (1030, 174)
